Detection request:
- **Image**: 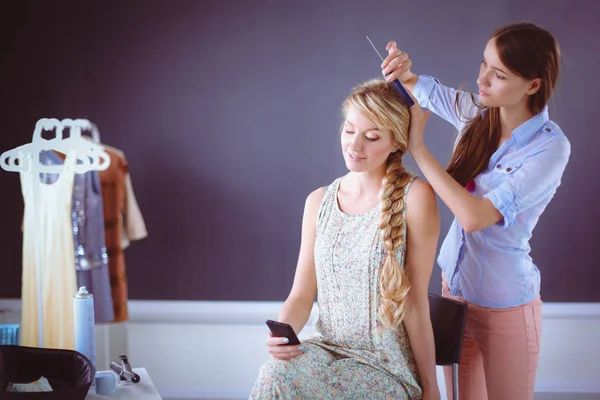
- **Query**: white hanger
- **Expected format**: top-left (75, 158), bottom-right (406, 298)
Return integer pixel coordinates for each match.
top-left (0, 117), bottom-right (112, 348)
top-left (0, 118), bottom-right (110, 174)
top-left (91, 123), bottom-right (101, 144)
top-left (80, 122), bottom-right (101, 144)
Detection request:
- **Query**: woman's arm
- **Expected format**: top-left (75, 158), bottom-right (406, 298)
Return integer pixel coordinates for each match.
top-left (406, 100), bottom-right (571, 233)
top-left (405, 92), bottom-right (504, 233)
top-left (402, 179), bottom-right (441, 398)
top-left (277, 187), bottom-right (324, 333)
top-left (410, 145), bottom-right (503, 233)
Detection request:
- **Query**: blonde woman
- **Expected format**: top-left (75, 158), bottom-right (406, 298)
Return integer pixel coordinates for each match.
top-left (249, 79), bottom-right (441, 400)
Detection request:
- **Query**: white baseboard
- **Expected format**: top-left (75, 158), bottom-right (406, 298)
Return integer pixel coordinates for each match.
top-left (1, 300), bottom-right (599, 400)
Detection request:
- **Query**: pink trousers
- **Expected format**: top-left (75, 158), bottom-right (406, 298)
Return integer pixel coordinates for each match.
top-left (442, 273), bottom-right (542, 400)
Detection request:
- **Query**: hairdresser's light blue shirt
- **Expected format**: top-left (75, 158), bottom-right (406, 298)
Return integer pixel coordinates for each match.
top-left (413, 75), bottom-right (571, 308)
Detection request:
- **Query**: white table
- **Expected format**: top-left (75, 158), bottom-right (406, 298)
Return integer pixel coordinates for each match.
top-left (85, 368), bottom-right (162, 400)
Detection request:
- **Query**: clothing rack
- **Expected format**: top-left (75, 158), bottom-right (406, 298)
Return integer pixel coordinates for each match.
top-left (0, 118), bottom-right (111, 347)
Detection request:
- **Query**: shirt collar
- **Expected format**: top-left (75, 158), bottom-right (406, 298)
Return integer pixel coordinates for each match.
top-left (512, 106), bottom-right (549, 144)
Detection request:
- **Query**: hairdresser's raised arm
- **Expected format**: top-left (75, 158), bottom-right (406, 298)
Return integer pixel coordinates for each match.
top-left (381, 41), bottom-right (479, 133)
top-left (406, 95), bottom-right (504, 234)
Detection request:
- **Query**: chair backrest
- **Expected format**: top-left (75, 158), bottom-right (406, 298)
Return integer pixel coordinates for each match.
top-left (428, 293), bottom-right (468, 366)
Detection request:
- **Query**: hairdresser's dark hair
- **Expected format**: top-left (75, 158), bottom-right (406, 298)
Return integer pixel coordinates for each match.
top-left (447, 22), bottom-right (561, 186)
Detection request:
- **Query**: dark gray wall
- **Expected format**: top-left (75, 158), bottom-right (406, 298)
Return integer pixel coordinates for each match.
top-left (0, 0), bottom-right (597, 302)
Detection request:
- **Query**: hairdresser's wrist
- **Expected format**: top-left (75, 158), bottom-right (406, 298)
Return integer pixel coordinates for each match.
top-left (400, 72), bottom-right (418, 91)
top-left (408, 141), bottom-right (427, 155)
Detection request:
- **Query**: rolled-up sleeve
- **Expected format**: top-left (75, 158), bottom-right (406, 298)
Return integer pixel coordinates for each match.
top-left (413, 75), bottom-right (438, 109)
top-left (413, 75), bottom-right (479, 132)
top-left (484, 136), bottom-right (571, 228)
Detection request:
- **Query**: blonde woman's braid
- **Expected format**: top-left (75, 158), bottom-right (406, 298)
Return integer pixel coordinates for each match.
top-left (341, 78), bottom-right (413, 329)
top-left (379, 151), bottom-right (413, 329)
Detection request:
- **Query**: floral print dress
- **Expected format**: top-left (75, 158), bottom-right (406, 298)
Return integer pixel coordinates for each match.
top-left (250, 177), bottom-right (422, 400)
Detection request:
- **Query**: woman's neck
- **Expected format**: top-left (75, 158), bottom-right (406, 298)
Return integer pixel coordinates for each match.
top-left (499, 102), bottom-right (534, 140)
top-left (345, 167), bottom-right (386, 198)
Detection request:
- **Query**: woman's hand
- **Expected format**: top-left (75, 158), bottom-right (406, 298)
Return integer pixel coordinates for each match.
top-left (407, 91), bottom-right (432, 152)
top-left (382, 40), bottom-right (428, 151)
top-left (266, 333), bottom-right (306, 361)
top-left (381, 41), bottom-right (414, 84)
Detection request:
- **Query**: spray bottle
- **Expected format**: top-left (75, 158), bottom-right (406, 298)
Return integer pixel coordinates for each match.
top-left (73, 286), bottom-right (97, 373)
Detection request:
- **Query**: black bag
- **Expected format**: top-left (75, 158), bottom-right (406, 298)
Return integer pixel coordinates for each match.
top-left (0, 345), bottom-right (95, 400)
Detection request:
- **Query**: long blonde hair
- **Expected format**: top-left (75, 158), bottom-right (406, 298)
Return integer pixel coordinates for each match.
top-left (342, 79), bottom-right (413, 329)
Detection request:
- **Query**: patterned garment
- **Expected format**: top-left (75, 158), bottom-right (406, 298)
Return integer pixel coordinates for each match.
top-left (250, 176), bottom-right (422, 400)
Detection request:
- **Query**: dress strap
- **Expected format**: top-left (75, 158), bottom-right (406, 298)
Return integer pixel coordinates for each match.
top-left (315, 177), bottom-right (342, 233)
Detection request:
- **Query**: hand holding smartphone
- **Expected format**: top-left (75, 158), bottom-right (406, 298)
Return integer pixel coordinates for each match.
top-left (265, 320), bottom-right (306, 360)
top-left (265, 320), bottom-right (301, 345)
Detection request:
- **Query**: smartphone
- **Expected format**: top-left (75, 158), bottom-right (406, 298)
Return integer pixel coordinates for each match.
top-left (265, 320), bottom-right (301, 345)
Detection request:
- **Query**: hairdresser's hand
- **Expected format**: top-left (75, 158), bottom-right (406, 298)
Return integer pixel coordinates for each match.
top-left (381, 41), bottom-right (415, 84)
top-left (406, 90), bottom-right (432, 152)
top-left (266, 333), bottom-right (306, 361)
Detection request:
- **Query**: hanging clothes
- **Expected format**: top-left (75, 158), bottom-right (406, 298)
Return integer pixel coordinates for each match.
top-left (99, 146), bottom-right (147, 322)
top-left (39, 150), bottom-right (115, 324)
top-left (20, 151), bottom-right (78, 349)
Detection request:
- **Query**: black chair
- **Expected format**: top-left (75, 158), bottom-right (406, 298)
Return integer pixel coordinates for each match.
top-left (428, 293), bottom-right (468, 400)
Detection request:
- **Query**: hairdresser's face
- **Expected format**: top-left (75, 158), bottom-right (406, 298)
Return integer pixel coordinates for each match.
top-left (477, 38), bottom-right (538, 109)
top-left (341, 105), bottom-right (397, 173)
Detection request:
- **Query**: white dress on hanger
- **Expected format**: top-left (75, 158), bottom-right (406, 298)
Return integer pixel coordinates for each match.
top-left (20, 151), bottom-right (78, 349)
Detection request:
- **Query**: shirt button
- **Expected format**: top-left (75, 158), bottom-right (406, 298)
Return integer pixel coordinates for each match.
top-left (496, 164), bottom-right (502, 168)
top-left (545, 127), bottom-right (551, 132)
top-left (506, 167), bottom-right (512, 172)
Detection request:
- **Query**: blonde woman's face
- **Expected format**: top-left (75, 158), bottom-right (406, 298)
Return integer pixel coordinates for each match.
top-left (341, 104), bottom-right (397, 173)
